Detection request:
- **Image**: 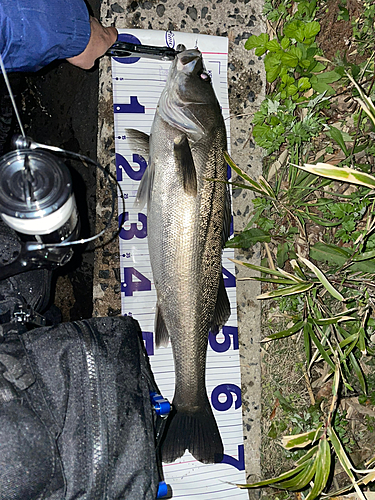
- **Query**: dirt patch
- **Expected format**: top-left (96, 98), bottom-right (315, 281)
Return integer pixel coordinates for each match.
top-left (317, 0), bottom-right (364, 64)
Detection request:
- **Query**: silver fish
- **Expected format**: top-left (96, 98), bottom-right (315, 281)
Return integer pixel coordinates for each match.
top-left (127, 48), bottom-right (231, 464)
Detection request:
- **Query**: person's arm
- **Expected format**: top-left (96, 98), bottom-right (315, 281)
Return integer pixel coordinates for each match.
top-left (67, 16), bottom-right (117, 70)
top-left (0, 0), bottom-right (117, 72)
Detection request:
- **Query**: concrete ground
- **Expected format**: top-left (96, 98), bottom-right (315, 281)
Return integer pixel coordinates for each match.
top-left (94, 0), bottom-right (266, 489)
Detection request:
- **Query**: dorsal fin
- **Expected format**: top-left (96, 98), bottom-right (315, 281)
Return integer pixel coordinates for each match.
top-left (222, 184), bottom-right (232, 247)
top-left (210, 274), bottom-right (231, 334)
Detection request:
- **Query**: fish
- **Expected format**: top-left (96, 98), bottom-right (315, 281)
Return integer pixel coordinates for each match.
top-left (126, 48), bottom-right (231, 464)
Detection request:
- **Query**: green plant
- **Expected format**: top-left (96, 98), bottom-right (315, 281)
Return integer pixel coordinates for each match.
top-left (238, 366), bottom-right (375, 500)
top-left (235, 1), bottom-right (375, 497)
top-left (352, 1), bottom-right (375, 55)
top-left (228, 69), bottom-right (375, 500)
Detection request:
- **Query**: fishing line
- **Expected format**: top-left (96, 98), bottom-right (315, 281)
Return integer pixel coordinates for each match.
top-left (0, 53), bottom-right (26, 138)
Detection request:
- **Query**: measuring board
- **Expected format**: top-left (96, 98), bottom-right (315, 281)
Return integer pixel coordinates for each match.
top-left (112, 29), bottom-right (248, 499)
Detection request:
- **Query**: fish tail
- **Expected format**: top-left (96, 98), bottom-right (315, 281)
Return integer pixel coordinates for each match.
top-left (161, 398), bottom-right (223, 464)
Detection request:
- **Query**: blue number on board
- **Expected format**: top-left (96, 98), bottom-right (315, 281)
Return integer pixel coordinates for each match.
top-left (114, 96), bottom-right (145, 114)
top-left (122, 267), bottom-right (152, 296)
top-left (221, 445), bottom-right (245, 471)
top-left (142, 331), bottom-right (154, 356)
top-left (222, 267), bottom-right (236, 288)
top-left (209, 326), bottom-right (239, 352)
top-left (113, 33), bottom-right (142, 64)
top-left (211, 383), bottom-right (242, 411)
top-left (116, 153), bottom-right (147, 181)
top-left (119, 212), bottom-right (147, 240)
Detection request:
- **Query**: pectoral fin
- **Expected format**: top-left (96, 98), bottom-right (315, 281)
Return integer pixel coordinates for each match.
top-left (134, 167), bottom-right (150, 209)
top-left (124, 128), bottom-right (150, 161)
top-left (174, 135), bottom-right (197, 197)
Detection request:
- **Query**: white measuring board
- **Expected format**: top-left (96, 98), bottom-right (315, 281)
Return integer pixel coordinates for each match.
top-left (112, 29), bottom-right (247, 499)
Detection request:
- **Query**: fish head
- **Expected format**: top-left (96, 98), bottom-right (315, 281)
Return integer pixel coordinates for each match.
top-left (157, 49), bottom-right (222, 141)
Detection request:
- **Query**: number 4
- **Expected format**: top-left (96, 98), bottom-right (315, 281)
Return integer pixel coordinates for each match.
top-left (121, 267), bottom-right (152, 296)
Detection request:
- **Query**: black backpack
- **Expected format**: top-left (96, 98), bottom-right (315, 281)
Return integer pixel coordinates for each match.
top-left (0, 216), bottom-right (169, 499)
top-left (0, 315), bottom-right (169, 500)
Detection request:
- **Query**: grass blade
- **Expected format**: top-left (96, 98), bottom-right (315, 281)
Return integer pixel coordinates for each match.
top-left (298, 255), bottom-right (344, 301)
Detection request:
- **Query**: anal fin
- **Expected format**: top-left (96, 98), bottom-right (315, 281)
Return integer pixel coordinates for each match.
top-left (155, 305), bottom-right (169, 348)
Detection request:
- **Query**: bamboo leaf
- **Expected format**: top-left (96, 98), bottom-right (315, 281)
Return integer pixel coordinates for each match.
top-left (240, 277), bottom-right (300, 285)
top-left (258, 175), bottom-right (276, 198)
top-left (305, 438), bottom-right (331, 500)
top-left (237, 463), bottom-right (306, 488)
top-left (296, 444), bottom-right (320, 465)
top-left (348, 350), bottom-right (367, 394)
top-left (229, 258), bottom-right (289, 278)
top-left (276, 267), bottom-right (304, 283)
top-left (358, 326), bottom-right (367, 355)
top-left (304, 323), bottom-right (311, 366)
top-left (339, 333), bottom-right (359, 349)
top-left (262, 320), bottom-right (305, 341)
top-left (306, 322), bottom-right (336, 370)
top-left (328, 426), bottom-right (368, 500)
top-left (361, 469), bottom-right (375, 485)
top-left (328, 426), bottom-right (354, 476)
top-left (224, 152), bottom-right (270, 194)
top-left (257, 282), bottom-right (314, 299)
top-left (313, 316), bottom-right (356, 326)
top-left (290, 259), bottom-right (307, 280)
top-left (281, 425), bottom-right (323, 449)
top-left (275, 459), bottom-right (317, 491)
top-left (294, 162), bottom-right (375, 190)
top-left (298, 254), bottom-right (344, 301)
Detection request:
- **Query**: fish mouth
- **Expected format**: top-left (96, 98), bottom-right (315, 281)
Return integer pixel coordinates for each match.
top-left (176, 49), bottom-right (202, 74)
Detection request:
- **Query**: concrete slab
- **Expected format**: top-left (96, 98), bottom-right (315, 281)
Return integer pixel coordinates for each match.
top-left (95, 0), bottom-right (265, 489)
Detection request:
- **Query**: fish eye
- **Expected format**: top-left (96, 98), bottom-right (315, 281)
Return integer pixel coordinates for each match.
top-left (199, 71), bottom-right (211, 82)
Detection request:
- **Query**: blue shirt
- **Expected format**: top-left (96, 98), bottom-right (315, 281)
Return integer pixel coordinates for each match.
top-left (0, 0), bottom-right (91, 72)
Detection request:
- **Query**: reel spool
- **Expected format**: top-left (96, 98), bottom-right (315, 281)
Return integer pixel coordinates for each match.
top-left (0, 148), bottom-right (79, 244)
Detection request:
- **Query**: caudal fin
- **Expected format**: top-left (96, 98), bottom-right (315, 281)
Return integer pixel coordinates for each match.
top-left (161, 402), bottom-right (223, 464)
